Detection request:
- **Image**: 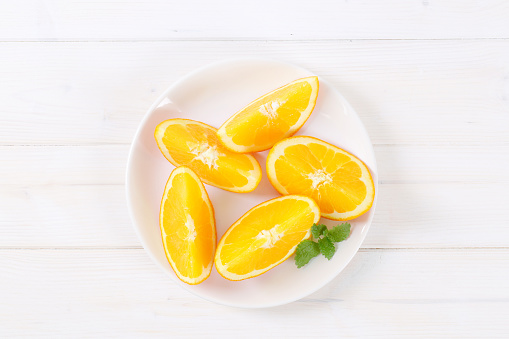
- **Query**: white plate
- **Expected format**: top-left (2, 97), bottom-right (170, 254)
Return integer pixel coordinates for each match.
top-left (126, 58), bottom-right (378, 308)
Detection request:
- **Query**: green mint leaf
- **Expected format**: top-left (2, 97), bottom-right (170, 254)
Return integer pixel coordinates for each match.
top-left (318, 237), bottom-right (336, 260)
top-left (311, 224), bottom-right (327, 238)
top-left (327, 223), bottom-right (351, 243)
top-left (295, 239), bottom-right (320, 268)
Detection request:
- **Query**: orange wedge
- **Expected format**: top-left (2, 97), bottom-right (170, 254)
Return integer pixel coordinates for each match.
top-left (266, 136), bottom-right (375, 220)
top-left (160, 166), bottom-right (216, 285)
top-left (214, 195), bottom-right (320, 281)
top-left (155, 119), bottom-right (262, 193)
top-left (217, 76), bottom-right (319, 153)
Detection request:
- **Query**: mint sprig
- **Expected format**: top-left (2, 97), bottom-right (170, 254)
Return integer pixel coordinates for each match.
top-left (326, 223), bottom-right (351, 243)
top-left (295, 240), bottom-right (320, 268)
top-left (311, 224), bottom-right (327, 238)
top-left (318, 237), bottom-right (335, 260)
top-left (295, 223), bottom-right (351, 268)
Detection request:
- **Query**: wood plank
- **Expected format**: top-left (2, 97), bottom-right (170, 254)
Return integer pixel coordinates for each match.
top-left (0, 183), bottom-right (507, 248)
top-left (0, 40), bottom-right (508, 145)
top-left (0, 185), bottom-right (138, 248)
top-left (1, 1), bottom-right (509, 40)
top-left (0, 249), bottom-right (507, 337)
top-left (0, 144), bottom-right (507, 185)
top-left (376, 144), bottom-right (509, 184)
top-left (0, 145), bottom-right (129, 185)
top-left (364, 183), bottom-right (509, 248)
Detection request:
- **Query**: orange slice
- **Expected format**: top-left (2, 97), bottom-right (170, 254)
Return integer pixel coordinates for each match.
top-left (217, 76), bottom-right (319, 153)
top-left (214, 195), bottom-right (320, 281)
top-left (155, 119), bottom-right (262, 193)
top-left (160, 166), bottom-right (216, 285)
top-left (266, 136), bottom-right (375, 220)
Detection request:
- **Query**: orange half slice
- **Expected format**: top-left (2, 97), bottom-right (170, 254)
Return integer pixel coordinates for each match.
top-left (217, 76), bottom-right (319, 153)
top-left (155, 119), bottom-right (262, 193)
top-left (266, 136), bottom-right (375, 220)
top-left (214, 195), bottom-right (320, 281)
top-left (160, 166), bottom-right (216, 285)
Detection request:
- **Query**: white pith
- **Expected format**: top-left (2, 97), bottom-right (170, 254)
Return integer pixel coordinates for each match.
top-left (255, 226), bottom-right (284, 249)
top-left (259, 99), bottom-right (286, 119)
top-left (183, 213), bottom-right (197, 242)
top-left (307, 169), bottom-right (333, 189)
top-left (189, 142), bottom-right (220, 169)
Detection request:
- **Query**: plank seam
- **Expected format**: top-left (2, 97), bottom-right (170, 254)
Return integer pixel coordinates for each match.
top-left (0, 38), bottom-right (508, 43)
top-left (0, 247), bottom-right (507, 251)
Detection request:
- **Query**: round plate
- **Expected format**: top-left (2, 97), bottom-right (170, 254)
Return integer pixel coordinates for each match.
top-left (126, 58), bottom-right (378, 308)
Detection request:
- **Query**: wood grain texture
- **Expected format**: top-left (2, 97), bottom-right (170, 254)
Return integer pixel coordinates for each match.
top-left (1, 0), bottom-right (509, 40)
top-left (1, 144), bottom-right (507, 185)
top-left (1, 183), bottom-right (508, 248)
top-left (0, 249), bottom-right (507, 338)
top-left (0, 185), bottom-right (138, 248)
top-left (1, 40), bottom-right (508, 145)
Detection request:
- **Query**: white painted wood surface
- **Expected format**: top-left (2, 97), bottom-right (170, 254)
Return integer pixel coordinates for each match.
top-left (1, 1), bottom-right (508, 337)
top-left (2, 0), bottom-right (509, 40)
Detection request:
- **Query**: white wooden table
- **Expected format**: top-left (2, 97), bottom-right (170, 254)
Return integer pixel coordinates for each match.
top-left (1, 1), bottom-right (508, 337)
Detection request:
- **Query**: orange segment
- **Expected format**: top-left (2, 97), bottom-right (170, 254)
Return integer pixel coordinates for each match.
top-left (266, 136), bottom-right (375, 220)
top-left (155, 119), bottom-right (262, 193)
top-left (160, 166), bottom-right (216, 285)
top-left (217, 76), bottom-right (319, 153)
top-left (214, 195), bottom-right (320, 281)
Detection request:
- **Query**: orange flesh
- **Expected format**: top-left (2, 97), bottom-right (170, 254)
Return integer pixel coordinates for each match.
top-left (218, 197), bottom-right (318, 277)
top-left (156, 120), bottom-right (260, 191)
top-left (273, 143), bottom-right (367, 215)
top-left (161, 169), bottom-right (215, 283)
top-left (226, 82), bottom-right (312, 148)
